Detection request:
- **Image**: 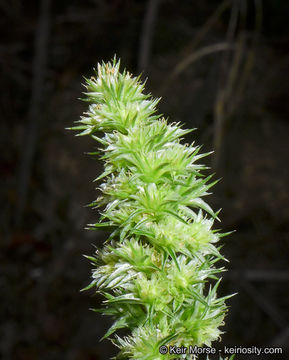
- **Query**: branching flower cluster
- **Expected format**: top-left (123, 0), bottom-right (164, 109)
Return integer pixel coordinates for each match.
top-left (70, 58), bottom-right (234, 360)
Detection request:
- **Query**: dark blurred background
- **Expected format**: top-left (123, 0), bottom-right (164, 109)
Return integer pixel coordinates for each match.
top-left (1, 0), bottom-right (289, 359)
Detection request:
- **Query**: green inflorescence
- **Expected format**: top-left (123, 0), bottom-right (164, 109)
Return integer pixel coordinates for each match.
top-left (69, 58), bottom-right (235, 360)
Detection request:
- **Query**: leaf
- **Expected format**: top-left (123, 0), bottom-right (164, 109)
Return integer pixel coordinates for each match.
top-left (163, 209), bottom-right (188, 225)
top-left (157, 333), bottom-right (180, 347)
top-left (189, 198), bottom-right (216, 218)
top-left (165, 246), bottom-right (180, 271)
top-left (95, 169), bottom-right (114, 181)
top-left (187, 286), bottom-right (208, 307)
top-left (101, 316), bottom-right (129, 341)
top-left (80, 280), bottom-right (97, 292)
top-left (104, 294), bottom-right (142, 305)
top-left (87, 222), bottom-right (115, 230)
top-left (83, 255), bottom-right (98, 264)
top-left (161, 250), bottom-right (168, 271)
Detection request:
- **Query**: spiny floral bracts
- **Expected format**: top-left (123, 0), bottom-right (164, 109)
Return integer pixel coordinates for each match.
top-left (69, 58), bottom-right (235, 360)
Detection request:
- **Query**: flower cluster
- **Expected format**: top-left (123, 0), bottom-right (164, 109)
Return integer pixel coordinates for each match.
top-left (70, 58), bottom-right (234, 360)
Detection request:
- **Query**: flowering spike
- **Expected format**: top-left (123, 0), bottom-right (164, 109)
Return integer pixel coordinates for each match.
top-left (69, 58), bottom-right (234, 359)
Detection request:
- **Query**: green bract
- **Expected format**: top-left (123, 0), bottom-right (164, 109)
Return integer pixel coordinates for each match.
top-left (70, 58), bottom-right (234, 360)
